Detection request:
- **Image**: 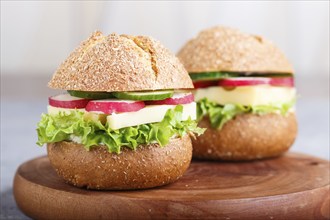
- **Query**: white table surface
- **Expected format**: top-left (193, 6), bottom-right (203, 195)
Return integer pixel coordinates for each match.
top-left (1, 75), bottom-right (329, 219)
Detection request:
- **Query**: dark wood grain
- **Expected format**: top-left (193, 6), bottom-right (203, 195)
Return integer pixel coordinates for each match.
top-left (13, 153), bottom-right (330, 220)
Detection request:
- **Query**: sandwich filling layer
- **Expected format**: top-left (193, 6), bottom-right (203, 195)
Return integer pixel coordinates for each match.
top-left (191, 74), bottom-right (296, 129)
top-left (37, 92), bottom-right (204, 153)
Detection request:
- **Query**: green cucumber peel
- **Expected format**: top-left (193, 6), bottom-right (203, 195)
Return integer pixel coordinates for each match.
top-left (112, 90), bottom-right (174, 101)
top-left (189, 72), bottom-right (293, 81)
top-left (189, 72), bottom-right (239, 81)
top-left (68, 90), bottom-right (114, 99)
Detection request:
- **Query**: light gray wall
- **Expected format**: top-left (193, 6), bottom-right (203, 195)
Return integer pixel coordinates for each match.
top-left (1, 1), bottom-right (329, 76)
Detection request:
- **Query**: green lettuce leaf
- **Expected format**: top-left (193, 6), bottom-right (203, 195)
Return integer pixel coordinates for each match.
top-left (197, 98), bottom-right (295, 129)
top-left (37, 105), bottom-right (204, 153)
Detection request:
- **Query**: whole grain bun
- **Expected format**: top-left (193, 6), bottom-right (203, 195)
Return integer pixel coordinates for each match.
top-left (192, 113), bottom-right (297, 160)
top-left (177, 26), bottom-right (293, 74)
top-left (48, 31), bottom-right (193, 92)
top-left (47, 135), bottom-right (192, 190)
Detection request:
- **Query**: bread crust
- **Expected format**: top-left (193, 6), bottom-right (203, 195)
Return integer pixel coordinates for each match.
top-left (192, 113), bottom-right (297, 160)
top-left (48, 31), bottom-right (193, 91)
top-left (47, 135), bottom-right (192, 190)
top-left (177, 26), bottom-right (293, 74)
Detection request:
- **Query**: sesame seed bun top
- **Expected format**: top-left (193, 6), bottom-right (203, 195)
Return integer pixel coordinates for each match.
top-left (177, 26), bottom-right (294, 74)
top-left (48, 31), bottom-right (193, 92)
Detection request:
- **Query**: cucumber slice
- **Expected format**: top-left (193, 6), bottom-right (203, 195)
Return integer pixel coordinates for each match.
top-left (68, 90), bottom-right (114, 99)
top-left (189, 71), bottom-right (293, 81)
top-left (112, 90), bottom-right (174, 101)
top-left (189, 72), bottom-right (239, 81)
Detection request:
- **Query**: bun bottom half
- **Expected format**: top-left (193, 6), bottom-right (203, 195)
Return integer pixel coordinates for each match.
top-left (47, 135), bottom-right (192, 190)
top-left (192, 113), bottom-right (297, 161)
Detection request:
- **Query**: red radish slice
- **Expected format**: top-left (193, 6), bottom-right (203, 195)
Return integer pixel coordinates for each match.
top-left (146, 93), bottom-right (194, 105)
top-left (218, 77), bottom-right (271, 87)
top-left (49, 94), bottom-right (89, 109)
top-left (218, 77), bottom-right (294, 87)
top-left (269, 77), bottom-right (294, 87)
top-left (193, 80), bottom-right (218, 89)
top-left (85, 99), bottom-right (145, 114)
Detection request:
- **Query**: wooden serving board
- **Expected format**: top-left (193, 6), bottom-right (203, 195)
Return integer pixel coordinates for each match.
top-left (14, 153), bottom-right (329, 220)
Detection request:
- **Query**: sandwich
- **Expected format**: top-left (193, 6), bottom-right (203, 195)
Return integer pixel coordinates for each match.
top-left (177, 26), bottom-right (297, 160)
top-left (36, 31), bottom-right (203, 190)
